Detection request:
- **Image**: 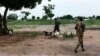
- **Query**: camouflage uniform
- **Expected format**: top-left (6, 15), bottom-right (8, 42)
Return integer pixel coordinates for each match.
top-left (74, 22), bottom-right (85, 53)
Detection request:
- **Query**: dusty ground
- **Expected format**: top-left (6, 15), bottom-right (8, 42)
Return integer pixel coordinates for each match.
top-left (0, 25), bottom-right (100, 56)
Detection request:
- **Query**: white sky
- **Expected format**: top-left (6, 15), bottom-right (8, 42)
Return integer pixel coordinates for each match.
top-left (0, 0), bottom-right (100, 19)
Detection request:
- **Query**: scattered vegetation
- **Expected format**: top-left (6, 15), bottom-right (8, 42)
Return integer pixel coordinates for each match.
top-left (63, 32), bottom-right (76, 39)
top-left (8, 19), bottom-right (100, 25)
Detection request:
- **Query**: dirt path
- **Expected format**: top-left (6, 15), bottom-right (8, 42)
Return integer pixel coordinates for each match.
top-left (14, 24), bottom-right (75, 33)
top-left (0, 30), bottom-right (100, 56)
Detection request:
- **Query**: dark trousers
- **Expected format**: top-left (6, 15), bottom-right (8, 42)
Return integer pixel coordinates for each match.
top-left (53, 27), bottom-right (60, 32)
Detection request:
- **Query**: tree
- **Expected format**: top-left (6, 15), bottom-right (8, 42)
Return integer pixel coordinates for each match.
top-left (75, 16), bottom-right (86, 19)
top-left (43, 4), bottom-right (55, 23)
top-left (42, 15), bottom-right (48, 20)
top-left (21, 11), bottom-right (30, 20)
top-left (93, 15), bottom-right (96, 19)
top-left (96, 16), bottom-right (100, 19)
top-left (7, 13), bottom-right (18, 20)
top-left (0, 14), bottom-right (3, 35)
top-left (59, 15), bottom-right (74, 19)
top-left (32, 16), bottom-right (35, 20)
top-left (0, 0), bottom-right (50, 34)
top-left (37, 17), bottom-right (40, 20)
top-left (21, 17), bottom-right (24, 20)
top-left (66, 15), bottom-right (73, 19)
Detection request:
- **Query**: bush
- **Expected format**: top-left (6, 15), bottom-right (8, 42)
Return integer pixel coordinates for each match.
top-left (7, 13), bottom-right (18, 20)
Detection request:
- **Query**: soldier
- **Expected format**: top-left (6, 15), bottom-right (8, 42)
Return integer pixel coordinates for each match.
top-left (53, 18), bottom-right (61, 32)
top-left (74, 17), bottom-right (85, 53)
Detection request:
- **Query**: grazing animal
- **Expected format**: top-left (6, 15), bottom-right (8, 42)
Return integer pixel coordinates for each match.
top-left (43, 31), bottom-right (52, 39)
top-left (7, 29), bottom-right (13, 35)
top-left (2, 28), bottom-right (13, 35)
top-left (54, 31), bottom-right (60, 37)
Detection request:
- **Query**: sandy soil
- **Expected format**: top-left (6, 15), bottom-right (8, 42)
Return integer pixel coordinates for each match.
top-left (0, 25), bottom-right (100, 56)
top-left (14, 24), bottom-right (75, 33)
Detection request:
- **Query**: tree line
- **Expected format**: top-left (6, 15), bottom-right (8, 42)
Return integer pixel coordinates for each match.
top-left (7, 13), bottom-right (100, 20)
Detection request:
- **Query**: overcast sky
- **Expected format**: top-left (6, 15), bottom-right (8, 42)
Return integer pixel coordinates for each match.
top-left (0, 0), bottom-right (100, 18)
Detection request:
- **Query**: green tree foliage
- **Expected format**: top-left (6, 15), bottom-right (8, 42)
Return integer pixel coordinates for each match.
top-left (37, 17), bottom-right (40, 20)
top-left (43, 4), bottom-right (55, 23)
top-left (7, 13), bottom-right (18, 20)
top-left (0, 0), bottom-right (50, 34)
top-left (66, 15), bottom-right (74, 19)
top-left (92, 15), bottom-right (95, 19)
top-left (42, 15), bottom-right (48, 20)
top-left (21, 17), bottom-right (24, 20)
top-left (76, 16), bottom-right (86, 19)
top-left (75, 16), bottom-right (86, 21)
top-left (32, 16), bottom-right (35, 20)
top-left (96, 16), bottom-right (100, 19)
top-left (60, 15), bottom-right (74, 19)
top-left (21, 11), bottom-right (30, 20)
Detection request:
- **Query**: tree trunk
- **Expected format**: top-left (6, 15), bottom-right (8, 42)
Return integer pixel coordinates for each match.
top-left (2, 7), bottom-right (9, 34)
top-left (50, 18), bottom-right (52, 24)
top-left (0, 16), bottom-right (3, 35)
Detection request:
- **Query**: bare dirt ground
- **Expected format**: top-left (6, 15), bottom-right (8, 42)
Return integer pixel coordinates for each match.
top-left (0, 25), bottom-right (100, 56)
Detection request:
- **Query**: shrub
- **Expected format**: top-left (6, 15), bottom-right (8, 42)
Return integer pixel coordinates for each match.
top-left (63, 32), bottom-right (75, 39)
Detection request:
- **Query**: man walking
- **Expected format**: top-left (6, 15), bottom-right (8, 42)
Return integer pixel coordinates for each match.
top-left (74, 17), bottom-right (85, 53)
top-left (53, 18), bottom-right (61, 32)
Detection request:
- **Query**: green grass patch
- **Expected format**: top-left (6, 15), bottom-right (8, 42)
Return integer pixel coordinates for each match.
top-left (8, 20), bottom-right (55, 25)
top-left (8, 19), bottom-right (100, 25)
top-left (85, 19), bottom-right (100, 25)
top-left (7, 19), bottom-right (100, 29)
